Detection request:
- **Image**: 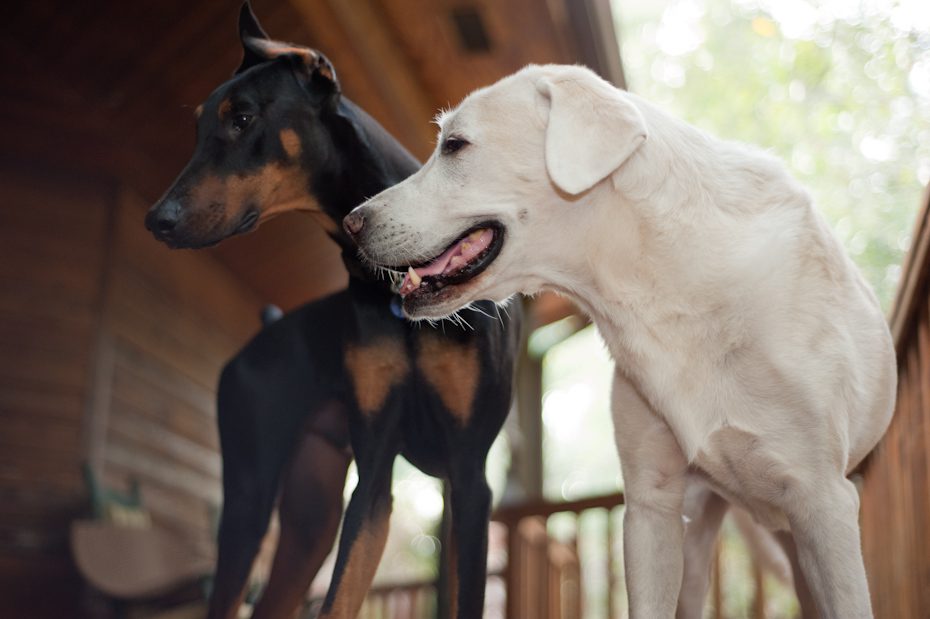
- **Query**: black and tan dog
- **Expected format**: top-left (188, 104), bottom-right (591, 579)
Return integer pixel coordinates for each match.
top-left (145, 5), bottom-right (520, 619)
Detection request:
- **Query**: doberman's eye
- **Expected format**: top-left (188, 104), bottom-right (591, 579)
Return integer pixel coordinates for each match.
top-left (441, 136), bottom-right (469, 155)
top-left (232, 114), bottom-right (253, 132)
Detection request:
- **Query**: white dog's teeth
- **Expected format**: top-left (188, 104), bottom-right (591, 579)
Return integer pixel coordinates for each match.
top-left (460, 242), bottom-right (471, 253)
top-left (449, 256), bottom-right (465, 270)
top-left (408, 267), bottom-right (422, 286)
top-left (468, 229), bottom-right (484, 241)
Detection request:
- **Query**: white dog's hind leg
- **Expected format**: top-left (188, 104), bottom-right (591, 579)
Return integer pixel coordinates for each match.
top-left (613, 373), bottom-right (689, 619)
top-left (775, 530), bottom-right (820, 619)
top-left (787, 478), bottom-right (872, 619)
top-left (676, 482), bottom-right (728, 619)
top-left (677, 498), bottom-right (801, 619)
top-left (697, 427), bottom-right (872, 619)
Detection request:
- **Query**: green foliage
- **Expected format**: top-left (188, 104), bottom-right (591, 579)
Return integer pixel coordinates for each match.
top-left (613, 0), bottom-right (930, 307)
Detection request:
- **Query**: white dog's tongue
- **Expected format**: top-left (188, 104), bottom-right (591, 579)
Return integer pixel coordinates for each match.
top-left (399, 228), bottom-right (493, 296)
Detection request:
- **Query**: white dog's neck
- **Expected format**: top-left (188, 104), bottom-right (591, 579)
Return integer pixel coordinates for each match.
top-left (537, 102), bottom-right (809, 367)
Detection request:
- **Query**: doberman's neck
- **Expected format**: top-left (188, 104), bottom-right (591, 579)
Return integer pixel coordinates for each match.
top-left (313, 97), bottom-right (421, 293)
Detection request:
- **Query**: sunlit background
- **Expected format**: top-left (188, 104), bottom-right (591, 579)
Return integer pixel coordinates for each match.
top-left (359, 0), bottom-right (930, 617)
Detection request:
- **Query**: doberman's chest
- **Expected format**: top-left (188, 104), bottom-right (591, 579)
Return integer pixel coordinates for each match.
top-left (342, 330), bottom-right (482, 428)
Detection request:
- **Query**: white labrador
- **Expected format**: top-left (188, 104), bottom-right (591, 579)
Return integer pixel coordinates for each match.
top-left (344, 65), bottom-right (896, 619)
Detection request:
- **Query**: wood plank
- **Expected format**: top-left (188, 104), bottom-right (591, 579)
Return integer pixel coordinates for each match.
top-left (312, 0), bottom-right (437, 151)
top-left (108, 307), bottom-right (230, 391)
top-left (111, 366), bottom-right (218, 449)
top-left (0, 553), bottom-right (84, 618)
top-left (114, 188), bottom-right (264, 340)
top-left (0, 341), bottom-right (91, 392)
top-left (0, 311), bottom-right (95, 359)
top-left (0, 446), bottom-right (84, 493)
top-left (112, 337), bottom-right (217, 417)
top-left (107, 408), bottom-right (221, 479)
top-left (889, 185), bottom-right (930, 348)
top-left (109, 265), bottom-right (246, 363)
top-left (0, 384), bottom-right (84, 424)
top-left (0, 278), bottom-right (97, 329)
top-left (104, 443), bottom-right (222, 505)
top-left (104, 467), bottom-right (217, 553)
top-left (0, 251), bottom-right (100, 299)
top-left (0, 227), bottom-right (104, 267)
top-left (0, 411), bottom-right (82, 454)
top-left (208, 212), bottom-right (348, 313)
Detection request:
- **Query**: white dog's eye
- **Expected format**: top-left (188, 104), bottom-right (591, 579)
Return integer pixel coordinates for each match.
top-left (441, 136), bottom-right (469, 155)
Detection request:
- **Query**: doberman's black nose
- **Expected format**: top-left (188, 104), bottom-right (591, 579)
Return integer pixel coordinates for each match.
top-left (146, 200), bottom-right (182, 237)
top-left (343, 209), bottom-right (365, 237)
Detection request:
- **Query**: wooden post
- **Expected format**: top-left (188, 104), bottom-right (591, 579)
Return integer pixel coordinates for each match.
top-left (713, 540), bottom-right (723, 619)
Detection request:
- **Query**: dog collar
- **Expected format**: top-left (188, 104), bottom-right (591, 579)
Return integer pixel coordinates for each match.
top-left (390, 295), bottom-right (405, 319)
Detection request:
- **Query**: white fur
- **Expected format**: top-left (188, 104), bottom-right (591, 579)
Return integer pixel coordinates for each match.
top-left (351, 65), bottom-right (896, 618)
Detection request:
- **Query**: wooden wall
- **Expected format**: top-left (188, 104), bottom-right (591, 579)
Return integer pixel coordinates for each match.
top-left (859, 187), bottom-right (930, 618)
top-left (89, 189), bottom-right (263, 561)
top-left (0, 101), bottom-right (264, 615)
top-left (0, 167), bottom-right (110, 616)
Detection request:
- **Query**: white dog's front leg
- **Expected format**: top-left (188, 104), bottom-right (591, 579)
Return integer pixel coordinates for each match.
top-left (612, 372), bottom-right (688, 619)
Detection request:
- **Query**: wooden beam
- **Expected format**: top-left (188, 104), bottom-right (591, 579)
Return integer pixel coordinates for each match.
top-left (556, 0), bottom-right (628, 87)
top-left (286, 0), bottom-right (438, 155)
top-left (493, 491), bottom-right (624, 524)
top-left (889, 185), bottom-right (930, 351)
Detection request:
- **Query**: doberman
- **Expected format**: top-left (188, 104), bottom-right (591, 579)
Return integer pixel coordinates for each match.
top-left (144, 5), bottom-right (520, 619)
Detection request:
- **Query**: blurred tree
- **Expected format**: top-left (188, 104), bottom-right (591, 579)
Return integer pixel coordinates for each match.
top-left (613, 0), bottom-right (930, 307)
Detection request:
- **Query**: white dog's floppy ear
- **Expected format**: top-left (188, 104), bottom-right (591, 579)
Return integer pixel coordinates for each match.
top-left (538, 70), bottom-right (647, 195)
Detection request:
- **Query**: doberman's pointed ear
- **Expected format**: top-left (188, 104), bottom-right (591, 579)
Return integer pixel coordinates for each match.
top-left (239, 2), bottom-right (269, 41)
top-left (237, 2), bottom-right (271, 74)
top-left (233, 4), bottom-right (340, 105)
top-left (303, 51), bottom-right (341, 107)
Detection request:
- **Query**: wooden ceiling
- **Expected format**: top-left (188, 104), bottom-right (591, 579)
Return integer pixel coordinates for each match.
top-left (4, 0), bottom-right (621, 323)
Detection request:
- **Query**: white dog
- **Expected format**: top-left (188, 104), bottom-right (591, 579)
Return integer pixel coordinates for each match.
top-left (344, 65), bottom-right (896, 619)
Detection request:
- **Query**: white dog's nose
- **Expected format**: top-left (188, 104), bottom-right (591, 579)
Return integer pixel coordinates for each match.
top-left (343, 209), bottom-right (365, 237)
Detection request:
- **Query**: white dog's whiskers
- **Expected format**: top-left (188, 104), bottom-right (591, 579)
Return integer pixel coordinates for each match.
top-left (463, 301), bottom-right (503, 326)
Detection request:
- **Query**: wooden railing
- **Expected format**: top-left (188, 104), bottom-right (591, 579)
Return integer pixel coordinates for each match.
top-left (857, 185), bottom-right (930, 617)
top-left (494, 492), bottom-right (624, 619)
top-left (358, 578), bottom-right (438, 618)
top-left (317, 490), bottom-right (776, 618)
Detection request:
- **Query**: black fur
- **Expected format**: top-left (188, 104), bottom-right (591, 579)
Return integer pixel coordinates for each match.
top-left (146, 5), bottom-right (520, 619)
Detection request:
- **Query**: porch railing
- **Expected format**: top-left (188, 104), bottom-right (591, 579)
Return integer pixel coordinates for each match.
top-left (306, 490), bottom-right (770, 618)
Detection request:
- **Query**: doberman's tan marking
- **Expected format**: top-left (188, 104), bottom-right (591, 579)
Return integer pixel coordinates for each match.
top-left (188, 163), bottom-right (321, 231)
top-left (279, 129), bottom-right (301, 159)
top-left (318, 505), bottom-right (391, 619)
top-left (344, 338), bottom-right (409, 416)
top-left (218, 98), bottom-right (232, 119)
top-left (417, 334), bottom-right (479, 425)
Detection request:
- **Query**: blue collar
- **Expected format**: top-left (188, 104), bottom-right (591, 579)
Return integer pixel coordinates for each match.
top-left (389, 295), bottom-right (405, 320)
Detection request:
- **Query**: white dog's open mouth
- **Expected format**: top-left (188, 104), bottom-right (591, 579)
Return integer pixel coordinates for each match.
top-left (388, 222), bottom-right (504, 305)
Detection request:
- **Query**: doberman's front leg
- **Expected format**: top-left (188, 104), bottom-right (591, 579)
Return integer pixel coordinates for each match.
top-left (208, 388), bottom-right (296, 619)
top-left (208, 361), bottom-right (346, 619)
top-left (252, 432), bottom-right (350, 619)
top-left (319, 423), bottom-right (400, 619)
top-left (448, 462), bottom-right (493, 619)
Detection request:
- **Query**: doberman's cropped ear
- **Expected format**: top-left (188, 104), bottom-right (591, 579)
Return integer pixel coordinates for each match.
top-left (302, 51), bottom-right (340, 107)
top-left (236, 2), bottom-right (331, 76)
top-left (237, 2), bottom-right (271, 74)
top-left (536, 68), bottom-right (647, 195)
top-left (235, 4), bottom-right (340, 104)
